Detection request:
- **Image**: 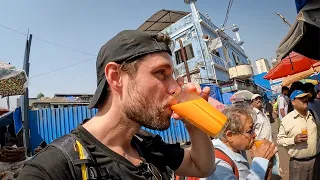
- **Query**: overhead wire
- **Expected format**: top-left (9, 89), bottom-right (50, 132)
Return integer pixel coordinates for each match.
top-left (222, 0), bottom-right (234, 28)
top-left (0, 23), bottom-right (98, 78)
top-left (0, 23), bottom-right (96, 56)
top-left (30, 57), bottom-right (95, 78)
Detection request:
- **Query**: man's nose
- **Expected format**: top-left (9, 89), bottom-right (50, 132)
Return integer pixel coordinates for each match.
top-left (167, 77), bottom-right (183, 95)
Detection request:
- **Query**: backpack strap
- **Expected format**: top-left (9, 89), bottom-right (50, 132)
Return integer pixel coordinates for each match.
top-left (214, 148), bottom-right (239, 179)
top-left (49, 134), bottom-right (106, 180)
top-left (49, 134), bottom-right (82, 180)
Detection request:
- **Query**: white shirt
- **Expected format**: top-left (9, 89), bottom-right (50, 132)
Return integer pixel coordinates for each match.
top-left (278, 95), bottom-right (289, 120)
top-left (253, 107), bottom-right (273, 142)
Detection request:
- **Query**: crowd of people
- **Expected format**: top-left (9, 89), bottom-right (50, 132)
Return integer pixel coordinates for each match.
top-left (14, 30), bottom-right (319, 180)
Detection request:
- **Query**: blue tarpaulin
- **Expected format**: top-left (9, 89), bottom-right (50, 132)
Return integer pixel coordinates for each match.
top-left (200, 84), bottom-right (223, 103)
top-left (295, 0), bottom-right (309, 13)
top-left (222, 92), bottom-right (235, 105)
top-left (13, 107), bottom-right (23, 134)
top-left (0, 111), bottom-right (13, 127)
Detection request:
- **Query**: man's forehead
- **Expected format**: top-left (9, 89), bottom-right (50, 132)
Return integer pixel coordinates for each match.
top-left (140, 52), bottom-right (173, 69)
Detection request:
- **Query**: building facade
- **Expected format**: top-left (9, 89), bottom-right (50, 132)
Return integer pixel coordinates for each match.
top-left (256, 58), bottom-right (271, 74)
top-left (138, 0), bottom-right (263, 95)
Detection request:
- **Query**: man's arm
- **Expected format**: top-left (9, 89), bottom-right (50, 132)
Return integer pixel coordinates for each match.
top-left (278, 97), bottom-right (286, 117)
top-left (17, 146), bottom-right (73, 180)
top-left (277, 120), bottom-right (295, 147)
top-left (175, 124), bottom-right (215, 177)
top-left (246, 157), bottom-right (269, 179)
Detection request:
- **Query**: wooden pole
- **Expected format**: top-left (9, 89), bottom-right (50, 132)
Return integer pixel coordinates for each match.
top-left (178, 39), bottom-right (191, 82)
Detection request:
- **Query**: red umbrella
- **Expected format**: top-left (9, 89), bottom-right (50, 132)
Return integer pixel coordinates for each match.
top-left (264, 52), bottom-right (318, 80)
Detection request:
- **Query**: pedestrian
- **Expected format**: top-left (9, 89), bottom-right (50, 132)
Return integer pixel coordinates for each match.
top-left (17, 30), bottom-right (215, 180)
top-left (277, 90), bottom-right (320, 180)
top-left (203, 105), bottom-right (277, 180)
top-left (278, 86), bottom-right (290, 121)
top-left (250, 94), bottom-right (280, 179)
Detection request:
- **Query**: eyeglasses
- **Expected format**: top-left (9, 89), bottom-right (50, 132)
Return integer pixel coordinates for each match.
top-left (238, 124), bottom-right (256, 137)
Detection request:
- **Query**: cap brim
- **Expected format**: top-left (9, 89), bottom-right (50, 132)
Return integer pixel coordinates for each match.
top-left (251, 95), bottom-right (262, 101)
top-left (295, 93), bottom-right (312, 99)
top-left (88, 78), bottom-right (108, 109)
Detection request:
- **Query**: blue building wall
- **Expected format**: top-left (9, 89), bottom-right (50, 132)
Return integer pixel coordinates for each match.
top-left (162, 11), bottom-right (250, 84)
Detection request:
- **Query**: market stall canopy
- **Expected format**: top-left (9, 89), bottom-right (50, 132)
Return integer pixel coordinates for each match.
top-left (0, 61), bottom-right (28, 97)
top-left (282, 63), bottom-right (320, 86)
top-left (264, 52), bottom-right (318, 80)
top-left (276, 0), bottom-right (320, 60)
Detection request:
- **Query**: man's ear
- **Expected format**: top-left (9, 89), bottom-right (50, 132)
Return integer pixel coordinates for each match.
top-left (105, 62), bottom-right (122, 92)
top-left (225, 131), bottom-right (234, 142)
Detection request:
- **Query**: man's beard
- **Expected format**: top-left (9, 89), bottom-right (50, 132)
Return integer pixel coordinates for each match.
top-left (121, 82), bottom-right (172, 130)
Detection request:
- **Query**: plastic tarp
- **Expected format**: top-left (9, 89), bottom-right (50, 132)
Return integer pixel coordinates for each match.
top-left (276, 1), bottom-right (320, 60)
top-left (0, 111), bottom-right (13, 127)
top-left (13, 107), bottom-right (23, 134)
top-left (264, 52), bottom-right (318, 80)
top-left (200, 84), bottom-right (223, 103)
top-left (0, 61), bottom-right (28, 97)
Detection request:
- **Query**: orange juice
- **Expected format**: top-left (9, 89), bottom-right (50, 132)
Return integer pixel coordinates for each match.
top-left (254, 140), bottom-right (263, 148)
top-left (171, 98), bottom-right (227, 138)
top-left (302, 129), bottom-right (308, 134)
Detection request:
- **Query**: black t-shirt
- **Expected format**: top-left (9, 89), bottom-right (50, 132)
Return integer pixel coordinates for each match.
top-left (17, 125), bottom-right (184, 180)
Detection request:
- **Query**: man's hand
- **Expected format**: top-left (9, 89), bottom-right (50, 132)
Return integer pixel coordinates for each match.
top-left (172, 77), bottom-right (210, 121)
top-left (294, 133), bottom-right (308, 143)
top-left (251, 140), bottom-right (277, 160)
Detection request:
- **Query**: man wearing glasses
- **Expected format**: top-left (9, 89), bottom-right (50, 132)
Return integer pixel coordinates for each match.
top-left (204, 105), bottom-right (277, 180)
top-left (277, 90), bottom-right (320, 180)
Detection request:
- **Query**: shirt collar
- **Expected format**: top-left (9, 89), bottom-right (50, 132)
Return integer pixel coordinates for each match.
top-left (212, 139), bottom-right (248, 162)
top-left (293, 109), bottom-right (312, 119)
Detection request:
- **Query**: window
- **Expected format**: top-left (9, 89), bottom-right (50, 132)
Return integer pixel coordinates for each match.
top-left (174, 44), bottom-right (195, 65)
top-left (231, 52), bottom-right (241, 65)
top-left (212, 50), bottom-right (220, 57)
top-left (53, 105), bottom-right (58, 108)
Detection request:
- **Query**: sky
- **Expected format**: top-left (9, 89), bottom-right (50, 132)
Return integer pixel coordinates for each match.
top-left (0, 0), bottom-right (297, 109)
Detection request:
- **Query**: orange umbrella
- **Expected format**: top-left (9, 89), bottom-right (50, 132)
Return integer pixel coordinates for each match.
top-left (264, 52), bottom-right (318, 80)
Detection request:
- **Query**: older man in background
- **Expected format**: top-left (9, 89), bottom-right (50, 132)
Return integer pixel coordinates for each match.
top-left (204, 105), bottom-right (277, 180)
top-left (251, 94), bottom-right (280, 179)
top-left (277, 90), bottom-right (320, 180)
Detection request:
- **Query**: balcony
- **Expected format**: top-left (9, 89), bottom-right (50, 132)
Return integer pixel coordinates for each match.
top-left (211, 55), bottom-right (227, 70)
top-left (228, 64), bottom-right (253, 79)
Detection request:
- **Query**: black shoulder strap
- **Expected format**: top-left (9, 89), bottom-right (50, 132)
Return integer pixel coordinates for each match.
top-left (49, 134), bottom-right (81, 180)
top-left (309, 109), bottom-right (316, 119)
top-left (49, 134), bottom-right (117, 180)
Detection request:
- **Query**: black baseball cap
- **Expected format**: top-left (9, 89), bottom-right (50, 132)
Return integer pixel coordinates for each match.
top-left (89, 30), bottom-right (172, 109)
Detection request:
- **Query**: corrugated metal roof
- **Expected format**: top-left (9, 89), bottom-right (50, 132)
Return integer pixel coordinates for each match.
top-left (137, 9), bottom-right (189, 33)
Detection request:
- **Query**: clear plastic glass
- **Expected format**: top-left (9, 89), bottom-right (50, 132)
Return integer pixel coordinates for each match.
top-left (170, 87), bottom-right (228, 138)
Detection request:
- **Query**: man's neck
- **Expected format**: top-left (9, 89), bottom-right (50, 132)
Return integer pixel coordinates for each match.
top-left (221, 139), bottom-right (240, 153)
top-left (296, 109), bottom-right (308, 117)
top-left (82, 101), bottom-right (141, 155)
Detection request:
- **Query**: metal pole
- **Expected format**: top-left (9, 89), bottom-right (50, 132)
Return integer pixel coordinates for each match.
top-left (276, 12), bottom-right (291, 27)
top-left (22, 34), bottom-right (32, 156)
top-left (6, 97), bottom-right (10, 110)
top-left (178, 39), bottom-right (191, 82)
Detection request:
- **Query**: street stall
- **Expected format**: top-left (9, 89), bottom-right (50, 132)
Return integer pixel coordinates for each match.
top-left (0, 61), bottom-right (29, 179)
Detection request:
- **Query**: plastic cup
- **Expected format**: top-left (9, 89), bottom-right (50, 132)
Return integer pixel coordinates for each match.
top-left (254, 140), bottom-right (263, 148)
top-left (301, 127), bottom-right (308, 135)
top-left (170, 86), bottom-right (228, 138)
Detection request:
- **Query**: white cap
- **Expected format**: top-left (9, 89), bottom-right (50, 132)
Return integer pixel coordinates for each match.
top-left (251, 94), bottom-right (262, 101)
